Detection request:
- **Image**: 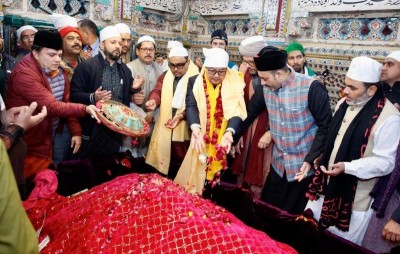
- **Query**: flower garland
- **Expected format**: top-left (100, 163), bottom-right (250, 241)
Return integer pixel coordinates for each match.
top-left (202, 75), bottom-right (228, 188)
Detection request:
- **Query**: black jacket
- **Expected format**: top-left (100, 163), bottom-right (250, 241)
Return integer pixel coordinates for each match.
top-left (70, 53), bottom-right (133, 137)
top-left (185, 75), bottom-right (241, 131)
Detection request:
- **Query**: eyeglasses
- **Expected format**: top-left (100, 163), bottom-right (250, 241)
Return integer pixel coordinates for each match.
top-left (168, 59), bottom-right (188, 70)
top-left (139, 47), bottom-right (155, 53)
top-left (242, 59), bottom-right (255, 67)
top-left (207, 68), bottom-right (227, 76)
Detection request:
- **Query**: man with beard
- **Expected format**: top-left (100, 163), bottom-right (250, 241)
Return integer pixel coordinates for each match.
top-left (115, 23), bottom-right (133, 64)
top-left (126, 35), bottom-right (163, 159)
top-left (236, 46), bottom-right (332, 214)
top-left (15, 25), bottom-right (37, 61)
top-left (285, 42), bottom-right (315, 76)
top-left (304, 56), bottom-right (400, 245)
top-left (145, 46), bottom-right (199, 180)
top-left (230, 36), bottom-right (271, 198)
top-left (71, 26), bottom-right (141, 158)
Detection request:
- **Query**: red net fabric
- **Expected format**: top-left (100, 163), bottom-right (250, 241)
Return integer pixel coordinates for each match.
top-left (27, 174), bottom-right (297, 253)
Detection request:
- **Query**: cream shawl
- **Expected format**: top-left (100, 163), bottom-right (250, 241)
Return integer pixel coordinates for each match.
top-left (174, 68), bottom-right (247, 194)
top-left (146, 60), bottom-right (199, 175)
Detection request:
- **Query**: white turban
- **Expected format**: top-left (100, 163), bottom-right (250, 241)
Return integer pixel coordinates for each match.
top-left (50, 13), bottom-right (78, 29)
top-left (386, 51), bottom-right (400, 63)
top-left (167, 40), bottom-right (183, 49)
top-left (169, 47), bottom-right (188, 58)
top-left (203, 48), bottom-right (229, 68)
top-left (16, 25), bottom-right (38, 40)
top-left (346, 56), bottom-right (382, 83)
top-left (138, 35), bottom-right (155, 45)
top-left (100, 26), bottom-right (121, 42)
top-left (115, 23), bottom-right (131, 35)
top-left (239, 36), bottom-right (268, 57)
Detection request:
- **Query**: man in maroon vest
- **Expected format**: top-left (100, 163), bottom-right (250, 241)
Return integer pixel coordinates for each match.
top-left (230, 36), bottom-right (271, 198)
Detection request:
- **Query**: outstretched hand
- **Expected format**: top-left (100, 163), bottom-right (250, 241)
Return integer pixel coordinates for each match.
top-left (321, 162), bottom-right (345, 176)
top-left (294, 162), bottom-right (312, 182)
top-left (220, 131), bottom-right (234, 154)
top-left (11, 102), bottom-right (47, 130)
top-left (191, 127), bottom-right (205, 154)
top-left (85, 105), bottom-right (101, 123)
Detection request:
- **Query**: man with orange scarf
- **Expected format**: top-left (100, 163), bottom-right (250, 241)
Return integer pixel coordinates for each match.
top-left (145, 46), bottom-right (199, 179)
top-left (174, 48), bottom-right (247, 195)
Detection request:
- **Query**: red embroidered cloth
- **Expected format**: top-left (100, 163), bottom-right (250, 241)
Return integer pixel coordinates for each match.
top-left (27, 174), bottom-right (297, 253)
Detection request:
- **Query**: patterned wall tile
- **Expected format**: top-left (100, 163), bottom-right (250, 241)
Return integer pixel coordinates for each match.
top-left (28, 0), bottom-right (89, 18)
top-left (317, 17), bottom-right (399, 42)
top-left (208, 19), bottom-right (256, 37)
top-left (307, 57), bottom-right (351, 108)
top-left (3, 0), bottom-right (23, 11)
top-left (306, 47), bottom-right (390, 58)
top-left (137, 11), bottom-right (166, 31)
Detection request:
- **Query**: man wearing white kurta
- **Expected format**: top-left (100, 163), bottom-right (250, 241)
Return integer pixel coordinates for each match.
top-left (305, 56), bottom-right (400, 245)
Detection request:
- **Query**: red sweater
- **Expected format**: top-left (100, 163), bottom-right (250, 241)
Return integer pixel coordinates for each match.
top-left (5, 54), bottom-right (86, 159)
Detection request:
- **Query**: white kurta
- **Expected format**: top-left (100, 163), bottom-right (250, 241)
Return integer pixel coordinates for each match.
top-left (306, 100), bottom-right (400, 245)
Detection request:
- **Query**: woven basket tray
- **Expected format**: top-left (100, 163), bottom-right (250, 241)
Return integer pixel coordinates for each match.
top-left (96, 100), bottom-right (150, 137)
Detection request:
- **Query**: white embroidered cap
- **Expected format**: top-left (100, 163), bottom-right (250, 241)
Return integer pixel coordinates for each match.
top-left (203, 48), bottom-right (229, 68)
top-left (167, 40), bottom-right (183, 49)
top-left (16, 25), bottom-right (38, 40)
top-left (50, 13), bottom-right (78, 29)
top-left (138, 35), bottom-right (155, 45)
top-left (386, 51), bottom-right (400, 63)
top-left (115, 23), bottom-right (131, 35)
top-left (239, 36), bottom-right (268, 57)
top-left (169, 46), bottom-right (188, 58)
top-left (100, 26), bottom-right (121, 42)
top-left (346, 56), bottom-right (382, 83)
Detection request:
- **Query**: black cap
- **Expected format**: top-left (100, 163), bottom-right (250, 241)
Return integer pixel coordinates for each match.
top-left (33, 29), bottom-right (63, 50)
top-left (211, 29), bottom-right (228, 44)
top-left (254, 46), bottom-right (288, 71)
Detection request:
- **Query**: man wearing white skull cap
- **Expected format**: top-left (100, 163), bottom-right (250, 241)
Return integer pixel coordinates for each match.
top-left (230, 35), bottom-right (271, 198)
top-left (125, 35), bottom-right (162, 160)
top-left (361, 51), bottom-right (400, 253)
top-left (305, 56), bottom-right (400, 246)
top-left (161, 41), bottom-right (184, 72)
top-left (174, 47), bottom-right (247, 195)
top-left (16, 25), bottom-right (38, 61)
top-left (51, 13), bottom-right (78, 29)
top-left (70, 26), bottom-right (142, 158)
top-left (115, 23), bottom-right (133, 64)
top-left (145, 46), bottom-right (199, 179)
